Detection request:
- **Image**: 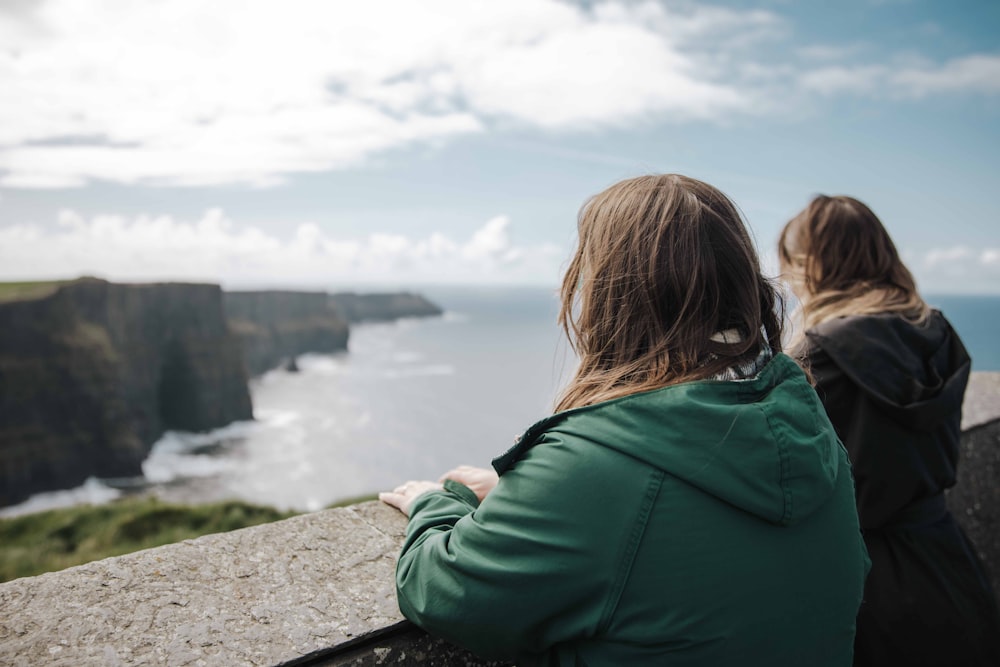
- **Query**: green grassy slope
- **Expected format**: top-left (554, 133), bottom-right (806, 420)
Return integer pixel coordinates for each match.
top-left (0, 280), bottom-right (65, 302)
top-left (0, 497), bottom-right (297, 582)
top-left (0, 493), bottom-right (379, 582)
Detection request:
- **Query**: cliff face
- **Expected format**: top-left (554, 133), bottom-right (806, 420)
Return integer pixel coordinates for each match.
top-left (223, 291), bottom-right (349, 376)
top-left (329, 292), bottom-right (442, 322)
top-left (0, 284), bottom-right (441, 507)
top-left (0, 279), bottom-right (253, 507)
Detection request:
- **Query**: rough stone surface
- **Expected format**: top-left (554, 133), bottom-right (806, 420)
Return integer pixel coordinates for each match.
top-left (948, 418), bottom-right (1000, 594)
top-left (0, 503), bottom-right (409, 666)
top-left (301, 623), bottom-right (511, 666)
top-left (963, 372), bottom-right (1000, 431)
top-left (950, 372), bottom-right (1000, 596)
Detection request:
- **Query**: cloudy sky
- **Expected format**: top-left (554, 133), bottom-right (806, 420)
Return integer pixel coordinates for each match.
top-left (1, 0), bottom-right (998, 292)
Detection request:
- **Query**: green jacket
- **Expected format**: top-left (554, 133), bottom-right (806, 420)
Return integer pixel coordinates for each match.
top-left (396, 353), bottom-right (870, 666)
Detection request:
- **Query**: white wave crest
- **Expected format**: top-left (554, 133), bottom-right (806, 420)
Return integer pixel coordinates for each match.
top-left (141, 421), bottom-right (256, 484)
top-left (381, 364), bottom-right (455, 378)
top-left (0, 477), bottom-right (122, 518)
top-left (254, 409), bottom-right (301, 427)
top-left (295, 354), bottom-right (348, 375)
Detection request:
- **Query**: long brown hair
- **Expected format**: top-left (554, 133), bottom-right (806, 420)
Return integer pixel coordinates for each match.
top-left (556, 174), bottom-right (783, 412)
top-left (778, 195), bottom-right (929, 335)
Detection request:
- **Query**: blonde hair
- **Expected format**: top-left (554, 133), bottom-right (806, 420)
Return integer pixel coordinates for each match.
top-left (556, 174), bottom-right (782, 412)
top-left (778, 195), bottom-right (930, 338)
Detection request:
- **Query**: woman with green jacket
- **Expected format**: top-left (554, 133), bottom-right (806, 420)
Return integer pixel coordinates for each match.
top-left (380, 174), bottom-right (870, 666)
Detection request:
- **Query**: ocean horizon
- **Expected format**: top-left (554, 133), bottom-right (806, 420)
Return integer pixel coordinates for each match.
top-left (2, 287), bottom-right (997, 518)
top-left (924, 294), bottom-right (1000, 372)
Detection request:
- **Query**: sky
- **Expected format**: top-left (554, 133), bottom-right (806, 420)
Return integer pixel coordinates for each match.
top-left (0, 0), bottom-right (998, 293)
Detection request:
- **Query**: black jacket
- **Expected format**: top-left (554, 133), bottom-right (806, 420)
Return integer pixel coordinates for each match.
top-left (803, 310), bottom-right (1000, 667)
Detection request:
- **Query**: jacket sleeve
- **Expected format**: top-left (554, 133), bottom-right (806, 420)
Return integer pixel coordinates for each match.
top-left (394, 433), bottom-right (650, 661)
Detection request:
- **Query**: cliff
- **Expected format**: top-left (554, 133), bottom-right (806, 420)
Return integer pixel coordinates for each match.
top-left (0, 284), bottom-right (443, 508)
top-left (222, 291), bottom-right (350, 376)
top-left (0, 278), bottom-right (253, 507)
top-left (329, 291), bottom-right (442, 322)
top-left (221, 290), bottom-right (444, 375)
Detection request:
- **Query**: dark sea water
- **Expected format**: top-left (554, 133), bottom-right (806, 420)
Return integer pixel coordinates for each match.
top-left (925, 295), bottom-right (1000, 373)
top-left (3, 288), bottom-right (997, 517)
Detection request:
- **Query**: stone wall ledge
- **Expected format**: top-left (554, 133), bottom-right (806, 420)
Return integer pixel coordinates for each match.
top-left (2, 373), bottom-right (999, 666)
top-left (963, 371), bottom-right (1000, 431)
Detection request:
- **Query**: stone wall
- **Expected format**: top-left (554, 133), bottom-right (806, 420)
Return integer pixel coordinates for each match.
top-left (1, 373), bottom-right (997, 666)
top-left (0, 502), bottom-right (506, 666)
top-left (949, 372), bottom-right (1000, 592)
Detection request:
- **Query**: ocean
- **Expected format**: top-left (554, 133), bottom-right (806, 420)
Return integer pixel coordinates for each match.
top-left (2, 288), bottom-right (998, 517)
top-left (925, 295), bottom-right (1000, 373)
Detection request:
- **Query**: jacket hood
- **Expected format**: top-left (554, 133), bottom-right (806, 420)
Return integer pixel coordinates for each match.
top-left (494, 354), bottom-right (842, 526)
top-left (805, 311), bottom-right (970, 431)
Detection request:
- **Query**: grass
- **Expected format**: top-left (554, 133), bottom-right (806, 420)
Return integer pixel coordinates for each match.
top-left (0, 280), bottom-right (65, 303)
top-left (326, 493), bottom-right (378, 508)
top-left (0, 497), bottom-right (298, 582)
top-left (0, 493), bottom-right (380, 583)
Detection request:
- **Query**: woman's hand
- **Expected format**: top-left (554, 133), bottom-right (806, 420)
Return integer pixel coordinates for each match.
top-left (440, 465), bottom-right (499, 502)
top-left (379, 480), bottom-right (443, 516)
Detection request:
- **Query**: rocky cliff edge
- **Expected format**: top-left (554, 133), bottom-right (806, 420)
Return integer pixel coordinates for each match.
top-left (0, 278), bottom-right (253, 507)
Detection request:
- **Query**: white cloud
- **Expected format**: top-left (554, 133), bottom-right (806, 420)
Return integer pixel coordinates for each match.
top-left (798, 55), bottom-right (1000, 98)
top-left (3, 1), bottom-right (993, 189)
top-left (598, 3), bottom-right (784, 47)
top-left (923, 245), bottom-right (975, 268)
top-left (909, 245), bottom-right (1000, 293)
top-left (461, 216), bottom-right (522, 264)
top-left (798, 65), bottom-right (888, 96)
top-left (890, 55), bottom-right (1000, 97)
top-left (0, 208), bottom-right (566, 286)
top-left (0, 0), bottom-right (762, 188)
top-left (796, 44), bottom-right (863, 62)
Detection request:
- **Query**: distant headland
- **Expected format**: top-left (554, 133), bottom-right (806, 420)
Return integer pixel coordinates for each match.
top-left (0, 278), bottom-right (442, 508)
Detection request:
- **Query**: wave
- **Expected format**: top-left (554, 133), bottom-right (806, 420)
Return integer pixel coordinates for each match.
top-left (254, 409), bottom-right (301, 427)
top-left (0, 477), bottom-right (122, 518)
top-left (297, 353), bottom-right (346, 370)
top-left (141, 420), bottom-right (258, 484)
top-left (381, 364), bottom-right (455, 378)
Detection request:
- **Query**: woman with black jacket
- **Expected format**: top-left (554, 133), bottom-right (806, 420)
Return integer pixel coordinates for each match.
top-left (779, 194), bottom-right (1000, 667)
